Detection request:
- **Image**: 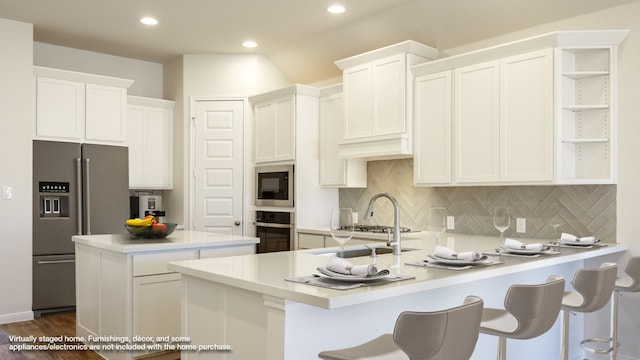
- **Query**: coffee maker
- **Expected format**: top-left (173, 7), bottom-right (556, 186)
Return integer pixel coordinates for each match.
top-left (131, 195), bottom-right (164, 221)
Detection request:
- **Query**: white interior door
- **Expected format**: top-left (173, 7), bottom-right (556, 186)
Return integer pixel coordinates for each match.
top-left (192, 99), bottom-right (244, 234)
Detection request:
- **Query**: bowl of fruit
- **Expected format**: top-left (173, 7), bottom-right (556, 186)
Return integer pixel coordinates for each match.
top-left (125, 216), bottom-right (177, 239)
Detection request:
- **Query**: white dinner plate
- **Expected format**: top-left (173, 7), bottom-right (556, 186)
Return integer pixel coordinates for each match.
top-left (559, 240), bottom-right (597, 247)
top-left (426, 255), bottom-right (488, 266)
top-left (316, 267), bottom-right (389, 282)
top-left (499, 247), bottom-right (547, 255)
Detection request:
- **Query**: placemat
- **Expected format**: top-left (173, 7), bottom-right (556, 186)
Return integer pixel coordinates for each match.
top-left (285, 273), bottom-right (414, 290)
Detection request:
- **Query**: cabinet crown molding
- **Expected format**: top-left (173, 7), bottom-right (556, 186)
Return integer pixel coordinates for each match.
top-left (249, 83), bottom-right (320, 104)
top-left (128, 95), bottom-right (175, 109)
top-left (335, 40), bottom-right (438, 70)
top-left (412, 29), bottom-right (630, 76)
top-left (33, 66), bottom-right (135, 88)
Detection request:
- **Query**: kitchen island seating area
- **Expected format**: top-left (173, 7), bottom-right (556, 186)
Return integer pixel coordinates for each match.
top-left (478, 275), bottom-right (566, 360)
top-left (560, 263), bottom-right (618, 360)
top-left (318, 295), bottom-right (484, 360)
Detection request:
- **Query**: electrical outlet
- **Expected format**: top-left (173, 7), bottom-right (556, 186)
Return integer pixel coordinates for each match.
top-left (446, 216), bottom-right (455, 230)
top-left (352, 212), bottom-right (358, 224)
top-left (516, 218), bottom-right (526, 233)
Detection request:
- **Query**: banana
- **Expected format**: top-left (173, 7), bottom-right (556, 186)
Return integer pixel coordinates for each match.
top-left (126, 216), bottom-right (156, 227)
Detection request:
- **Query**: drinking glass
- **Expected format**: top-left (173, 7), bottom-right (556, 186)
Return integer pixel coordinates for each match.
top-left (549, 210), bottom-right (565, 242)
top-left (330, 208), bottom-right (354, 257)
top-left (493, 207), bottom-right (511, 243)
top-left (428, 207), bottom-right (447, 243)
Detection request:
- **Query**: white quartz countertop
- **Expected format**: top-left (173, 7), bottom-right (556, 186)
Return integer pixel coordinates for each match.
top-left (73, 230), bottom-right (259, 253)
top-left (168, 234), bottom-right (627, 309)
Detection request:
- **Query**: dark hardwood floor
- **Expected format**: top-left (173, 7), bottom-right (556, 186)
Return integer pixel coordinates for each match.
top-left (0, 311), bottom-right (102, 360)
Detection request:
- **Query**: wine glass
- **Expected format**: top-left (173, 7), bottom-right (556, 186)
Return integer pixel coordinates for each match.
top-left (330, 208), bottom-right (354, 257)
top-left (428, 207), bottom-right (447, 244)
top-left (493, 207), bottom-right (511, 244)
top-left (549, 210), bottom-right (565, 242)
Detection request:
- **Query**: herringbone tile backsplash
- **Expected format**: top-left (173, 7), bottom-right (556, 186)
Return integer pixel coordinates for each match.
top-left (339, 159), bottom-right (617, 243)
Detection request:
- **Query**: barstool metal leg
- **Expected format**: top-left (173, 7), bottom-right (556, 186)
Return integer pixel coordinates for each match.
top-left (561, 310), bottom-right (570, 360)
top-left (580, 290), bottom-right (620, 358)
top-left (497, 336), bottom-right (506, 360)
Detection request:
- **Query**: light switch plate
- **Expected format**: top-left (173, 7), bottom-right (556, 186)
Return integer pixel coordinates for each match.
top-left (2, 186), bottom-right (12, 200)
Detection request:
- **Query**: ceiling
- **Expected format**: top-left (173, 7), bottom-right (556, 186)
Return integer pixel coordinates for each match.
top-left (0, 0), bottom-right (638, 83)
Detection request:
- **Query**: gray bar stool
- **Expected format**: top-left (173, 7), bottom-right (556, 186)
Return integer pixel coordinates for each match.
top-left (560, 262), bottom-right (617, 360)
top-left (479, 275), bottom-right (566, 360)
top-left (582, 257), bottom-right (640, 359)
top-left (318, 295), bottom-right (484, 360)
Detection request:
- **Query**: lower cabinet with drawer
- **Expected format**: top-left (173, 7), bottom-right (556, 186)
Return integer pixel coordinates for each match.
top-left (75, 242), bottom-right (254, 360)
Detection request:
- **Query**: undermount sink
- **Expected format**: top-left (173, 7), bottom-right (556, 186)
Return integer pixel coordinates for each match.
top-left (309, 246), bottom-right (417, 258)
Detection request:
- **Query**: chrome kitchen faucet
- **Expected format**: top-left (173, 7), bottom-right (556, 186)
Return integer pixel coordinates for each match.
top-left (364, 193), bottom-right (402, 255)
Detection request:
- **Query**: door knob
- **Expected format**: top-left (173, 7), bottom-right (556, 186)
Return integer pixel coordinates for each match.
top-left (234, 220), bottom-right (241, 226)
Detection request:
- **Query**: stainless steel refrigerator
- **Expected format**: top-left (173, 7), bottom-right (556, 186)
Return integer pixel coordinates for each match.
top-left (32, 140), bottom-right (129, 316)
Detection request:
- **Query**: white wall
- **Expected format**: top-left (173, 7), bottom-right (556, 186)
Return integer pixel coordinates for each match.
top-left (34, 42), bottom-right (164, 98)
top-left (0, 18), bottom-right (34, 324)
top-left (166, 53), bottom-right (289, 228)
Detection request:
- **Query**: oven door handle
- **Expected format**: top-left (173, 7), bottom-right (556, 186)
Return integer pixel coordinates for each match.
top-left (254, 222), bottom-right (294, 229)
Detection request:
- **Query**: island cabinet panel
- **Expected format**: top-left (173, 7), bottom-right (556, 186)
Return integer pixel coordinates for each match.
top-left (74, 231), bottom-right (259, 360)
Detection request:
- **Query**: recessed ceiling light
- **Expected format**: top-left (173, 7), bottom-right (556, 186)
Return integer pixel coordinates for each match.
top-left (327, 4), bottom-right (345, 14)
top-left (140, 17), bottom-right (158, 25)
top-left (242, 40), bottom-right (258, 48)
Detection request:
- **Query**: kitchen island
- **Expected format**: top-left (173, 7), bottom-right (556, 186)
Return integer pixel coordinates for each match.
top-left (73, 230), bottom-right (259, 360)
top-left (167, 235), bottom-right (627, 360)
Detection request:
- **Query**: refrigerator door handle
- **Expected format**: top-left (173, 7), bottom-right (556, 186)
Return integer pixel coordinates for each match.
top-left (37, 259), bottom-right (76, 265)
top-left (84, 157), bottom-right (91, 235)
top-left (76, 157), bottom-right (83, 235)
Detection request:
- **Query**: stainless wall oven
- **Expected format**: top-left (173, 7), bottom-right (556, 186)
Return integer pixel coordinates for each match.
top-left (255, 165), bottom-right (293, 207)
top-left (255, 211), bottom-right (294, 253)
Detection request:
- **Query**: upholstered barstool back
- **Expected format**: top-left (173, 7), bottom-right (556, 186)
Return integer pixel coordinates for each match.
top-left (561, 262), bottom-right (617, 360)
top-left (479, 275), bottom-right (565, 360)
top-left (318, 295), bottom-right (484, 360)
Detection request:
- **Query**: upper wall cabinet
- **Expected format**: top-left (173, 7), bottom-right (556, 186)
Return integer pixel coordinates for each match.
top-left (127, 96), bottom-right (174, 190)
top-left (412, 30), bottom-right (629, 186)
top-left (250, 84), bottom-right (320, 164)
top-left (335, 40), bottom-right (438, 159)
top-left (318, 84), bottom-right (367, 188)
top-left (34, 66), bottom-right (134, 145)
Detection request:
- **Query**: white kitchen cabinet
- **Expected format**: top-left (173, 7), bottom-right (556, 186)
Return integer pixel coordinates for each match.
top-left (413, 70), bottom-right (453, 185)
top-left (556, 47), bottom-right (617, 184)
top-left (319, 84), bottom-right (367, 188)
top-left (335, 40), bottom-right (438, 159)
top-left (455, 50), bottom-right (553, 184)
top-left (127, 96), bottom-right (174, 189)
top-left (500, 49), bottom-right (554, 183)
top-left (34, 66), bottom-right (134, 145)
top-left (85, 83), bottom-right (127, 142)
top-left (253, 93), bottom-right (296, 163)
top-left (35, 77), bottom-right (85, 141)
top-left (298, 233), bottom-right (325, 249)
top-left (454, 60), bottom-right (501, 183)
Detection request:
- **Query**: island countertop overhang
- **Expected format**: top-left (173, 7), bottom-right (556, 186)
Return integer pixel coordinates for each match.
top-left (167, 235), bottom-right (628, 309)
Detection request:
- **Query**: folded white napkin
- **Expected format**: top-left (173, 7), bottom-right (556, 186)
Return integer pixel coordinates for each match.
top-left (504, 238), bottom-right (545, 251)
top-left (560, 233), bottom-right (599, 244)
top-left (434, 245), bottom-right (481, 261)
top-left (326, 256), bottom-right (378, 276)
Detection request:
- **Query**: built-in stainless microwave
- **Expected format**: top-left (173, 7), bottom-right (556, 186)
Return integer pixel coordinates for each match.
top-left (255, 165), bottom-right (294, 207)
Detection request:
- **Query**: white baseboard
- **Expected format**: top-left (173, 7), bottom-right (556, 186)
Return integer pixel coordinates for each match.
top-left (0, 311), bottom-right (34, 325)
